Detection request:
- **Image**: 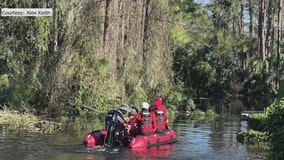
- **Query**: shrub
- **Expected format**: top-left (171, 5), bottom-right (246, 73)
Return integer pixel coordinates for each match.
top-left (236, 129), bottom-right (269, 145)
top-left (0, 107), bottom-right (62, 133)
top-left (248, 113), bottom-right (267, 132)
top-left (264, 98), bottom-right (284, 159)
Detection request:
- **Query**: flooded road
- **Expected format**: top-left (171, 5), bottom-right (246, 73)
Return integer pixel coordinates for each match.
top-left (0, 114), bottom-right (267, 160)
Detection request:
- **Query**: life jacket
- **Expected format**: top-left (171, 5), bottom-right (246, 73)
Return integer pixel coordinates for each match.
top-left (140, 112), bottom-right (154, 135)
top-left (155, 110), bottom-right (166, 132)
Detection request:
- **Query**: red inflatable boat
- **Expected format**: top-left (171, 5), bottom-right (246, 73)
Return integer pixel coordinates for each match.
top-left (83, 129), bottom-right (177, 150)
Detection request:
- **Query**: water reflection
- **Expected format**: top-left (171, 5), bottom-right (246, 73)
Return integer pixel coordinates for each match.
top-left (0, 98), bottom-right (271, 160)
top-left (0, 117), bottom-right (267, 160)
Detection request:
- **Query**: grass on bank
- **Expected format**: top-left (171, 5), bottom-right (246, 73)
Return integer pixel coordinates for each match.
top-left (0, 108), bottom-right (62, 133)
top-left (0, 103), bottom-right (219, 134)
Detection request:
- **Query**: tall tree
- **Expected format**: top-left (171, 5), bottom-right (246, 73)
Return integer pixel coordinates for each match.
top-left (239, 0), bottom-right (244, 34)
top-left (247, 0), bottom-right (254, 37)
top-left (258, 0), bottom-right (266, 60)
top-left (142, 0), bottom-right (151, 63)
top-left (265, 0), bottom-right (274, 59)
top-left (116, 0), bottom-right (126, 80)
top-left (103, 0), bottom-right (114, 54)
top-left (276, 0), bottom-right (282, 88)
top-left (52, 0), bottom-right (58, 54)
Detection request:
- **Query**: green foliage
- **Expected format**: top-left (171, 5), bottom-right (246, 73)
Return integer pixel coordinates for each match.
top-left (277, 80), bottom-right (284, 98)
top-left (192, 61), bottom-right (216, 89)
top-left (168, 108), bottom-right (178, 123)
top-left (96, 58), bottom-right (110, 68)
top-left (248, 113), bottom-right (267, 132)
top-left (264, 98), bottom-right (284, 159)
top-left (172, 0), bottom-right (279, 99)
top-left (0, 1), bottom-right (52, 112)
top-left (186, 99), bottom-right (196, 111)
top-left (192, 109), bottom-right (205, 119)
top-left (236, 130), bottom-right (269, 145)
top-left (0, 0), bottom-right (280, 117)
top-left (0, 107), bottom-right (62, 133)
top-left (171, 25), bottom-right (191, 45)
top-left (0, 74), bottom-right (9, 92)
top-left (244, 58), bottom-right (277, 96)
top-left (166, 90), bottom-right (183, 106)
top-left (129, 90), bottom-right (148, 107)
top-left (164, 84), bottom-right (196, 113)
top-left (72, 112), bottom-right (104, 131)
top-left (205, 109), bottom-right (218, 118)
top-left (190, 108), bottom-right (218, 121)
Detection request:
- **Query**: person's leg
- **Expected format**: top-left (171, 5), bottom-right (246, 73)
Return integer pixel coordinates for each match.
top-left (104, 124), bottom-right (110, 145)
top-left (118, 127), bottom-right (125, 146)
top-left (105, 124), bottom-right (115, 146)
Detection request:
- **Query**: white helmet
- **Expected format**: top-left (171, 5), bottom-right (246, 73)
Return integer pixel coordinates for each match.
top-left (141, 102), bottom-right (150, 110)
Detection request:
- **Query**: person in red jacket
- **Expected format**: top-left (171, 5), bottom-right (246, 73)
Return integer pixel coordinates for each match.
top-left (127, 105), bottom-right (139, 136)
top-left (130, 102), bottom-right (156, 136)
top-left (152, 97), bottom-right (169, 132)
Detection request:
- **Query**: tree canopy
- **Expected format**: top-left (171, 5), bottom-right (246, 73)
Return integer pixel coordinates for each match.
top-left (0, 0), bottom-right (283, 116)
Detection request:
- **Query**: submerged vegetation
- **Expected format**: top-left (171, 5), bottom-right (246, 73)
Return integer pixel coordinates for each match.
top-left (237, 130), bottom-right (268, 145)
top-left (0, 107), bottom-right (62, 133)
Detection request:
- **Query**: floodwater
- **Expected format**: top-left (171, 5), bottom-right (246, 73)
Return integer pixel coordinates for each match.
top-left (0, 98), bottom-right (270, 160)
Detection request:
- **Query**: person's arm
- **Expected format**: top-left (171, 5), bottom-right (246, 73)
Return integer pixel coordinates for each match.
top-left (162, 106), bottom-right (169, 127)
top-left (124, 117), bottom-right (130, 123)
top-left (129, 116), bottom-right (137, 125)
top-left (151, 112), bottom-right (157, 132)
top-left (130, 113), bottom-right (141, 125)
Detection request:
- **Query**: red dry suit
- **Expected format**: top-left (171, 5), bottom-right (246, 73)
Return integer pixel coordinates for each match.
top-left (130, 111), bottom-right (156, 135)
top-left (153, 98), bottom-right (169, 131)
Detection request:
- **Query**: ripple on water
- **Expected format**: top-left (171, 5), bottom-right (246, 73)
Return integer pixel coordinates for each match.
top-left (0, 114), bottom-right (268, 160)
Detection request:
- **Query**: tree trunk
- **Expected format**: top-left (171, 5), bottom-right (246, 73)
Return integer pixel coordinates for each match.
top-left (248, 0), bottom-right (253, 37)
top-left (239, 0), bottom-right (244, 35)
top-left (243, 0), bottom-right (253, 70)
top-left (265, 0), bottom-right (274, 59)
top-left (140, 0), bottom-right (146, 48)
top-left (276, 0), bottom-right (282, 89)
top-left (103, 0), bottom-right (114, 54)
top-left (142, 0), bottom-right (150, 63)
top-left (116, 0), bottom-right (126, 81)
top-left (232, 18), bottom-right (236, 35)
top-left (258, 0), bottom-right (266, 60)
top-left (53, 0), bottom-right (58, 55)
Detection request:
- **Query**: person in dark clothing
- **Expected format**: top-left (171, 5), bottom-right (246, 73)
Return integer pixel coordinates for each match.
top-left (105, 109), bottom-right (115, 130)
top-left (125, 105), bottom-right (139, 136)
top-left (104, 104), bottom-right (131, 146)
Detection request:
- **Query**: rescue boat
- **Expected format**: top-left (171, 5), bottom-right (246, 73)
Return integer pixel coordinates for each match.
top-left (83, 129), bottom-right (177, 150)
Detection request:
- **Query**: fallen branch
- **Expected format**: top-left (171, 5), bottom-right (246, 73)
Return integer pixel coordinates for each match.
top-left (69, 102), bottom-right (104, 113)
top-left (81, 105), bottom-right (103, 113)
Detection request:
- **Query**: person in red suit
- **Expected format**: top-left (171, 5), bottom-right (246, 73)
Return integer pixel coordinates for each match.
top-left (152, 97), bottom-right (169, 132)
top-left (130, 102), bottom-right (156, 136)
